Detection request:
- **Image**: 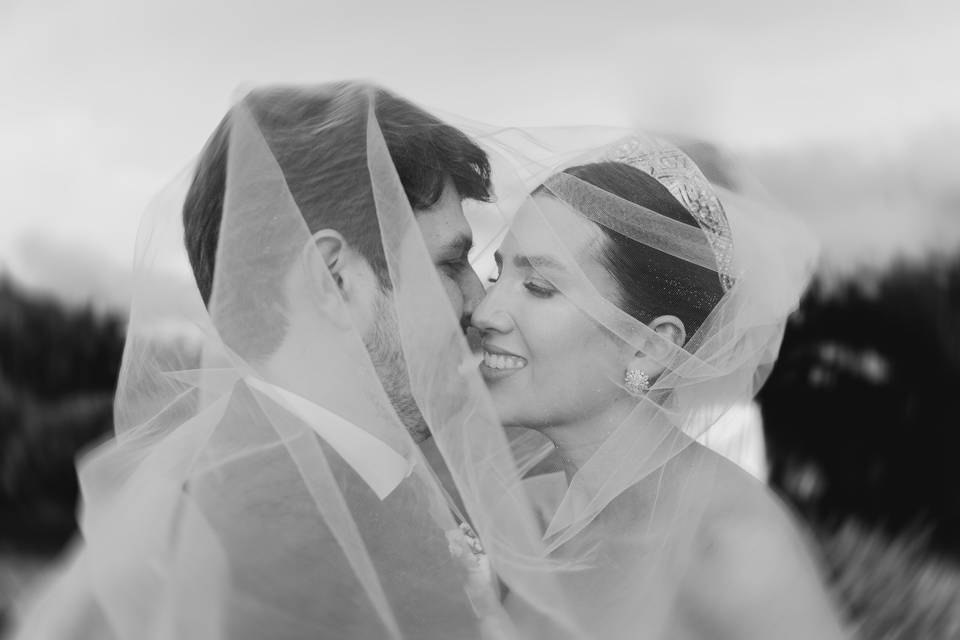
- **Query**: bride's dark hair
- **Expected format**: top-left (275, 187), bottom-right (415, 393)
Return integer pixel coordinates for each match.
top-left (543, 162), bottom-right (724, 338)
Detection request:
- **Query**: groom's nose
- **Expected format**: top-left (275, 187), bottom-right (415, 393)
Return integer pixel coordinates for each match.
top-left (459, 267), bottom-right (485, 333)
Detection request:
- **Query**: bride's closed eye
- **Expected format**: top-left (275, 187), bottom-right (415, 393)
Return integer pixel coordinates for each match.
top-left (487, 272), bottom-right (556, 299)
top-left (489, 252), bottom-right (557, 298)
top-left (523, 281), bottom-right (556, 298)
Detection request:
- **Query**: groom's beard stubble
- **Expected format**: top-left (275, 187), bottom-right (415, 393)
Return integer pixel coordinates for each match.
top-left (365, 292), bottom-right (431, 443)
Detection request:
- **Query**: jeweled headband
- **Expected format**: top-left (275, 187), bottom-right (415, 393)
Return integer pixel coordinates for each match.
top-left (603, 136), bottom-right (736, 291)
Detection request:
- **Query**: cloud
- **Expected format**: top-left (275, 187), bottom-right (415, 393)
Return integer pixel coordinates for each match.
top-left (11, 231), bottom-right (130, 310)
top-left (744, 125), bottom-right (960, 274)
top-left (8, 231), bottom-right (198, 324)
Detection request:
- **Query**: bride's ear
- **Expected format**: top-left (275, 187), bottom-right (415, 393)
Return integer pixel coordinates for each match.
top-left (626, 315), bottom-right (686, 381)
top-left (649, 315), bottom-right (686, 351)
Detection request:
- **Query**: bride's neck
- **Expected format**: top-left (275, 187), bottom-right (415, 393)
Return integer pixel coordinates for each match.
top-left (539, 397), bottom-right (636, 483)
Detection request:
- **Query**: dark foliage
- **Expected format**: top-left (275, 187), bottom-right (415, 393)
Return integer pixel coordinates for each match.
top-left (0, 279), bottom-right (122, 553)
top-left (0, 281), bottom-right (125, 400)
top-left (759, 255), bottom-right (960, 557)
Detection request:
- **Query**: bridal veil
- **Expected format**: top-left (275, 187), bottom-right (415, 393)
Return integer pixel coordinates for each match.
top-left (11, 82), bottom-right (821, 639)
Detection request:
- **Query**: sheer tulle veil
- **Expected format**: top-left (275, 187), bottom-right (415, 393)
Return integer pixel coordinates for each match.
top-left (10, 82), bottom-right (827, 640)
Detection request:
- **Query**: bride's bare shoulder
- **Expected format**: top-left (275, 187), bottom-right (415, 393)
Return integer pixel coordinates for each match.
top-left (677, 453), bottom-right (851, 639)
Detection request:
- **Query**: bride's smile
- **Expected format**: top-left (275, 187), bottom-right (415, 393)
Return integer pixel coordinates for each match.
top-left (479, 342), bottom-right (527, 375)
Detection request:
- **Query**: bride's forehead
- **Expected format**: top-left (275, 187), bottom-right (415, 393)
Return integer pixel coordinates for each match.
top-left (507, 195), bottom-right (603, 254)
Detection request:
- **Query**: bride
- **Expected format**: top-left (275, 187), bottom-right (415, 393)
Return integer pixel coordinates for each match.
top-left (469, 134), bottom-right (852, 639)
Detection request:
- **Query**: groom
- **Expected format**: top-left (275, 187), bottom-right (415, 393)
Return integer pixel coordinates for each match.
top-left (181, 83), bottom-right (494, 637)
top-left (184, 82), bottom-right (490, 445)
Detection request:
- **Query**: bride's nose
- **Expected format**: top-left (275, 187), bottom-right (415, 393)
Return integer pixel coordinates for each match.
top-left (471, 283), bottom-right (513, 334)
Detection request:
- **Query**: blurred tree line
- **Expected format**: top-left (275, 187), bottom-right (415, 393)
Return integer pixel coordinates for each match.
top-left (759, 254), bottom-right (960, 638)
top-left (759, 253), bottom-right (960, 558)
top-left (0, 279), bottom-right (123, 554)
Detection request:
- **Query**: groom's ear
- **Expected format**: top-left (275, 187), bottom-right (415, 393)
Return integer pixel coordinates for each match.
top-left (309, 229), bottom-right (347, 291)
top-left (301, 229), bottom-right (368, 332)
top-left (306, 228), bottom-right (381, 335)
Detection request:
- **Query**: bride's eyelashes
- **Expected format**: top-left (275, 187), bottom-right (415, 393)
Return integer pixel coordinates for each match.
top-left (487, 251), bottom-right (555, 297)
top-left (523, 281), bottom-right (556, 298)
top-left (486, 272), bottom-right (556, 299)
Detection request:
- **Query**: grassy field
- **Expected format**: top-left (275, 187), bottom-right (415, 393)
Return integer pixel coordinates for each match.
top-left (818, 521), bottom-right (960, 639)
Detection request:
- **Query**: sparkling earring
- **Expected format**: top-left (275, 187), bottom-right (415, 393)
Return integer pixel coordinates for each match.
top-left (624, 368), bottom-right (650, 395)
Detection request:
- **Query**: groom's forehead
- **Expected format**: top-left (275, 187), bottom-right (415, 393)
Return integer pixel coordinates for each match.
top-left (415, 208), bottom-right (473, 258)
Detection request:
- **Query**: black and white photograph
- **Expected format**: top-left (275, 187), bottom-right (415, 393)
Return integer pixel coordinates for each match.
top-left (1, 1), bottom-right (958, 638)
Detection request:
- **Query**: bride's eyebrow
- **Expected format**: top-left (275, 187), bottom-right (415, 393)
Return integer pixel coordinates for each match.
top-left (513, 254), bottom-right (566, 272)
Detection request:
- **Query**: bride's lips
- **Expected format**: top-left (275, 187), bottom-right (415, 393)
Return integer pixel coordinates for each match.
top-left (479, 342), bottom-right (527, 381)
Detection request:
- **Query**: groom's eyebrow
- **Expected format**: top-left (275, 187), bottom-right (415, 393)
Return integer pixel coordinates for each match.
top-left (438, 234), bottom-right (473, 261)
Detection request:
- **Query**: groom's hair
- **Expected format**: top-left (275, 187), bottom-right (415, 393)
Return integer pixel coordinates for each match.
top-left (183, 83), bottom-right (491, 305)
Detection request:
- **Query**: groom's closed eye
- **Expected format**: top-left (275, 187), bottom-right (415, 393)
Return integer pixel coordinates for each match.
top-left (436, 234), bottom-right (474, 276)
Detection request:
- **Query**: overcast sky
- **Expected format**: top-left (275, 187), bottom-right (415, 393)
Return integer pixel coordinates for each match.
top-left (2, 0), bottom-right (959, 309)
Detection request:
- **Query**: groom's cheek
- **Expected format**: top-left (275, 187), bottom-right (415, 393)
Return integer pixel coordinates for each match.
top-left (436, 272), bottom-right (465, 319)
top-left (460, 268), bottom-right (485, 318)
top-left (465, 326), bottom-right (483, 353)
